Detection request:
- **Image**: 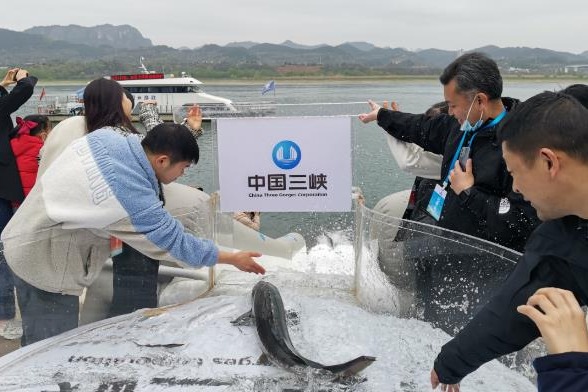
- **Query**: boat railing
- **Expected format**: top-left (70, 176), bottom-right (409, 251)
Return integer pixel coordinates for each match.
top-left (21, 94), bottom-right (83, 116)
top-left (24, 95), bottom-right (274, 120)
top-left (232, 101), bottom-right (277, 117)
top-left (172, 101), bottom-right (276, 120)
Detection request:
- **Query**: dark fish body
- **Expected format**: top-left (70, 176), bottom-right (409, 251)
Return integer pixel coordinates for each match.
top-left (233, 281), bottom-right (376, 376)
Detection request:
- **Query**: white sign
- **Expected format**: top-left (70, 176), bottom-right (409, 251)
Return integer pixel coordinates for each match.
top-left (217, 116), bottom-right (351, 212)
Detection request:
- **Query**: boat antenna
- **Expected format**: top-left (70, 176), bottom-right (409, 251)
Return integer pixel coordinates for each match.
top-left (139, 56), bottom-right (149, 74)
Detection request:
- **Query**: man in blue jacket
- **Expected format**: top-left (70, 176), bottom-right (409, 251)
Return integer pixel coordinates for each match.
top-left (431, 90), bottom-right (588, 391)
top-left (2, 123), bottom-right (265, 345)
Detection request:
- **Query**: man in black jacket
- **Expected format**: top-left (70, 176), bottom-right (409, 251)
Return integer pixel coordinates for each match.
top-left (359, 53), bottom-right (540, 334)
top-left (0, 68), bottom-right (37, 338)
top-left (431, 90), bottom-right (588, 391)
top-left (359, 52), bottom-right (539, 252)
top-left (0, 68), bottom-right (36, 205)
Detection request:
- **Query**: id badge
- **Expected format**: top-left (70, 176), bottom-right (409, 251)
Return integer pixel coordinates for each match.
top-left (426, 184), bottom-right (447, 221)
top-left (110, 236), bottom-right (123, 257)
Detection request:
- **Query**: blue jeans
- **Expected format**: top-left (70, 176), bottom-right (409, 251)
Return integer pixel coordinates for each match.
top-left (0, 198), bottom-right (15, 320)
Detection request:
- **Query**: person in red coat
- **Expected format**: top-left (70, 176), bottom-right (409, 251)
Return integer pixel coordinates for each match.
top-left (9, 115), bottom-right (51, 206)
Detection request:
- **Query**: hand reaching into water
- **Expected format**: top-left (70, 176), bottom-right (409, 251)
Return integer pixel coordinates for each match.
top-left (217, 251), bottom-right (266, 275)
top-left (430, 369), bottom-right (460, 392)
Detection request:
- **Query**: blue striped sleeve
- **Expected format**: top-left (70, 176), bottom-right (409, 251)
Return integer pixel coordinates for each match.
top-left (87, 129), bottom-right (218, 267)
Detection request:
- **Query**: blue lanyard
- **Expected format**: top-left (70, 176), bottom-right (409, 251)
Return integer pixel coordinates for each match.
top-left (442, 108), bottom-right (507, 186)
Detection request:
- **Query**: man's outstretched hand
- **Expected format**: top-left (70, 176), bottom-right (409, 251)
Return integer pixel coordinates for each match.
top-left (358, 100), bottom-right (382, 123)
top-left (218, 251), bottom-right (265, 274)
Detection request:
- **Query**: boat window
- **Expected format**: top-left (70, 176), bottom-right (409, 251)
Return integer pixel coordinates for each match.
top-left (126, 87), bottom-right (143, 94)
top-left (120, 86), bottom-right (201, 94)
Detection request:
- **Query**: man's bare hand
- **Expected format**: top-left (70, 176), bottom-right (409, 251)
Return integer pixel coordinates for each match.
top-left (431, 369), bottom-right (460, 391)
top-left (1, 68), bottom-right (18, 87)
top-left (14, 68), bottom-right (28, 81)
top-left (186, 105), bottom-right (202, 131)
top-left (517, 287), bottom-right (588, 354)
top-left (217, 251), bottom-right (265, 274)
top-left (358, 100), bottom-right (382, 123)
top-left (449, 159), bottom-right (474, 195)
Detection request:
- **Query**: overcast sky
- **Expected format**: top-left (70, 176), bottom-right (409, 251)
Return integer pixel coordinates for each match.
top-left (6, 0), bottom-right (587, 54)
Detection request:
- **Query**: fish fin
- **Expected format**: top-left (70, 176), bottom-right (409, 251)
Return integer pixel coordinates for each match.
top-left (256, 353), bottom-right (272, 366)
top-left (231, 309), bottom-right (254, 326)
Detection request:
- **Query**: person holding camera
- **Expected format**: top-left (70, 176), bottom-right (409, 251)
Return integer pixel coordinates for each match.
top-left (0, 67), bottom-right (37, 340)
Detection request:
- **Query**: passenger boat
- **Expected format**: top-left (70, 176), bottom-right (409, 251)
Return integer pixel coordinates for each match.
top-left (109, 71), bottom-right (240, 117)
top-left (34, 59), bottom-right (275, 120)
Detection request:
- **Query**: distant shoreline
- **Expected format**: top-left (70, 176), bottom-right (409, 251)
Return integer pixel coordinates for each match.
top-left (37, 74), bottom-right (587, 86)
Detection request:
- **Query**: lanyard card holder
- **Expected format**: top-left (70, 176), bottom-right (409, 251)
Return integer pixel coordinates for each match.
top-left (426, 184), bottom-right (447, 221)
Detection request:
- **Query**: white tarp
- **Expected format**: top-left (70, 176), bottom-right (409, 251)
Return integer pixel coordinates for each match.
top-left (0, 207), bottom-right (538, 391)
top-left (0, 271), bottom-right (534, 392)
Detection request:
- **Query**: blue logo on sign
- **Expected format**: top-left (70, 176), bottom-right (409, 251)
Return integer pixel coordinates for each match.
top-left (272, 140), bottom-right (301, 170)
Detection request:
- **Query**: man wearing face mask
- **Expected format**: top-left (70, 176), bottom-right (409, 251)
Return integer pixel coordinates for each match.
top-left (359, 52), bottom-right (539, 252)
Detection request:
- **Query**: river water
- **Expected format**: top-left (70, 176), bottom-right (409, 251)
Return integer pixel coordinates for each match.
top-left (26, 79), bottom-right (579, 245)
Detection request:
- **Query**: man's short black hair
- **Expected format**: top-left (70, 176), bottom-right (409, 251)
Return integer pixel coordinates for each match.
top-left (439, 52), bottom-right (503, 100)
top-left (561, 84), bottom-right (588, 109)
top-left (498, 91), bottom-right (588, 164)
top-left (141, 123), bottom-right (200, 164)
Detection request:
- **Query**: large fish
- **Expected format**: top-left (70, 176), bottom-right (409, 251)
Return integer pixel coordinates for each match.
top-left (232, 281), bottom-right (376, 377)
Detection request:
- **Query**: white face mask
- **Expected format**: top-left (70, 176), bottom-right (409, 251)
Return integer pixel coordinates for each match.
top-left (460, 95), bottom-right (484, 132)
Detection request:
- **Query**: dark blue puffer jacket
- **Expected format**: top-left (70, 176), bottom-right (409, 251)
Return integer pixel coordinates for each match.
top-left (534, 352), bottom-right (588, 392)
